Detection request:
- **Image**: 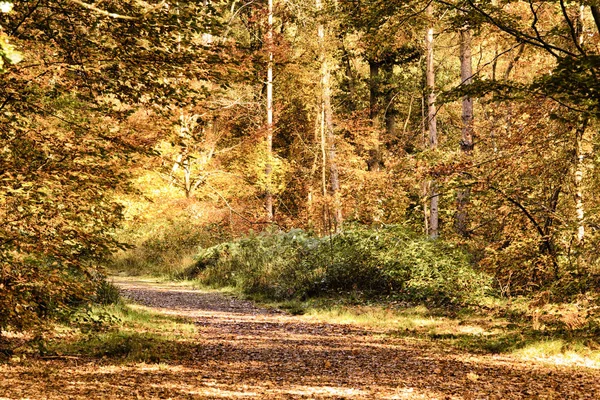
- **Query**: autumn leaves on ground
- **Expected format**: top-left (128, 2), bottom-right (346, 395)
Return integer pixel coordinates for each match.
top-left (0, 277), bottom-right (597, 400)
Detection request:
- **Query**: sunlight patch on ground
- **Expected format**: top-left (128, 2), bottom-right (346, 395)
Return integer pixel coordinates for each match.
top-left (382, 386), bottom-right (452, 400)
top-left (284, 384), bottom-right (368, 397)
top-left (512, 340), bottom-right (600, 369)
top-left (158, 383), bottom-right (261, 398)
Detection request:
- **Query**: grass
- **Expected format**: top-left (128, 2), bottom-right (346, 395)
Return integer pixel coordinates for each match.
top-left (44, 302), bottom-right (199, 363)
top-left (10, 273), bottom-right (597, 369)
top-left (114, 275), bottom-right (600, 368)
top-left (230, 291), bottom-right (600, 368)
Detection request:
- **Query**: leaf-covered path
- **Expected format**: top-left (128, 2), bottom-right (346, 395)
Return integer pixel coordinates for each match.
top-left (2, 278), bottom-right (599, 399)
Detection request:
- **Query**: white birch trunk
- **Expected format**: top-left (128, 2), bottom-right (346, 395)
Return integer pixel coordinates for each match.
top-left (575, 119), bottom-right (587, 243)
top-left (265, 0), bottom-right (274, 221)
top-left (426, 3), bottom-right (439, 239)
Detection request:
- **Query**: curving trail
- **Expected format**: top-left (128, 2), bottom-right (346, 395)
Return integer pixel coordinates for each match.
top-left (1, 277), bottom-right (599, 399)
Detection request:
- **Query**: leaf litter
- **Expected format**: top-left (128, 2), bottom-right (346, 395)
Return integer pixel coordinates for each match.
top-left (0, 277), bottom-right (598, 399)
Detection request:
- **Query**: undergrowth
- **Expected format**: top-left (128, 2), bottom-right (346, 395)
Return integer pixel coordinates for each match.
top-left (45, 302), bottom-right (198, 363)
top-left (181, 225), bottom-right (492, 307)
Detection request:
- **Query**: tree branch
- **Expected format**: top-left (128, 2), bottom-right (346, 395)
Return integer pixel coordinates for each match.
top-left (558, 0), bottom-right (585, 55)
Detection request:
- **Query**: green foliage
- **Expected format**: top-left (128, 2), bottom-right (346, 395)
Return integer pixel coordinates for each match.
top-left (71, 307), bottom-right (121, 334)
top-left (48, 302), bottom-right (199, 363)
top-left (186, 226), bottom-right (492, 306)
top-left (0, 0), bottom-right (233, 333)
top-left (94, 280), bottom-right (122, 306)
top-left (0, 259), bottom-right (91, 332)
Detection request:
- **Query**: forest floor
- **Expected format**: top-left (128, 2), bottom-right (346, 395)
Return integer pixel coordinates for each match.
top-left (1, 277), bottom-right (600, 399)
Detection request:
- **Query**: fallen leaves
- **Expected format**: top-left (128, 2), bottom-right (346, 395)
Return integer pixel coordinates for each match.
top-left (1, 278), bottom-right (599, 399)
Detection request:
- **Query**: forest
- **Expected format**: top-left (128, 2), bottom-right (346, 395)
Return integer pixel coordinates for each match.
top-left (1, 0), bottom-right (600, 398)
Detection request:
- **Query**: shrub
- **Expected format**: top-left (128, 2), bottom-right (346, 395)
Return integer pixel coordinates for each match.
top-left (94, 279), bottom-right (122, 306)
top-left (0, 257), bottom-right (95, 333)
top-left (185, 225), bottom-right (492, 306)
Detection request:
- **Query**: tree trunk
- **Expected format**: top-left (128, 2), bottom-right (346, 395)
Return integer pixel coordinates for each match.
top-left (426, 3), bottom-right (439, 239)
top-left (265, 0), bottom-right (274, 221)
top-left (575, 118), bottom-right (587, 243)
top-left (318, 0), bottom-right (342, 232)
top-left (455, 28), bottom-right (474, 237)
top-left (368, 60), bottom-right (383, 171)
top-left (383, 65), bottom-right (397, 140)
top-left (369, 61), bottom-right (380, 121)
top-left (591, 5), bottom-right (600, 34)
top-left (324, 58), bottom-right (342, 231)
top-left (307, 113), bottom-right (321, 228)
top-left (574, 10), bottom-right (587, 243)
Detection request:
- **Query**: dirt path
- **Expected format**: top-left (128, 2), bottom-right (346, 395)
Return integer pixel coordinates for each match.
top-left (2, 278), bottom-right (600, 399)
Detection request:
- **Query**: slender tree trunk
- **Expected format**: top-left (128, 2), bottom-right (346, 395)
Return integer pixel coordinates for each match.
top-left (383, 65), bottom-right (397, 138)
top-left (421, 84), bottom-right (429, 235)
top-left (307, 114), bottom-right (321, 228)
top-left (183, 151), bottom-right (191, 198)
top-left (503, 44), bottom-right (525, 81)
top-left (265, 0), bottom-right (274, 221)
top-left (369, 61), bottom-right (380, 121)
top-left (324, 59), bottom-right (342, 231)
top-left (368, 60), bottom-right (382, 171)
top-left (317, 0), bottom-right (342, 232)
top-left (426, 3), bottom-right (439, 239)
top-left (455, 28), bottom-right (474, 237)
top-left (320, 100), bottom-right (327, 198)
top-left (575, 118), bottom-right (587, 243)
top-left (340, 41), bottom-right (357, 112)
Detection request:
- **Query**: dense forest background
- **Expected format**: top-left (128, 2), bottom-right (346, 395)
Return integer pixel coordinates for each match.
top-left (2, 0), bottom-right (600, 333)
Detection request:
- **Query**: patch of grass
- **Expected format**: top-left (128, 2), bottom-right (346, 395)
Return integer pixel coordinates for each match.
top-left (59, 331), bottom-right (191, 363)
top-left (94, 280), bottom-right (122, 306)
top-left (46, 302), bottom-right (198, 363)
top-left (240, 293), bottom-right (600, 367)
top-left (513, 339), bottom-right (600, 366)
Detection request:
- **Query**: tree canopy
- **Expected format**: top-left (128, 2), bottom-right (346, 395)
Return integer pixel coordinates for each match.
top-left (2, 0), bottom-right (600, 332)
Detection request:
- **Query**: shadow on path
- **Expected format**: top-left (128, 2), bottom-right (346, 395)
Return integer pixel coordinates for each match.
top-left (0, 277), bottom-right (598, 399)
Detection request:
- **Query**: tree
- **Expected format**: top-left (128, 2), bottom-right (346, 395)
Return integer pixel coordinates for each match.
top-left (265, 0), bottom-right (275, 221)
top-left (0, 0), bottom-right (227, 332)
top-left (426, 2), bottom-right (439, 239)
top-left (454, 26), bottom-right (474, 237)
top-left (316, 0), bottom-right (343, 232)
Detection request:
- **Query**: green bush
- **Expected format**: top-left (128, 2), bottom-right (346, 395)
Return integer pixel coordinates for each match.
top-left (185, 225), bottom-right (492, 306)
top-left (94, 279), bottom-right (122, 306)
top-left (71, 307), bottom-right (122, 333)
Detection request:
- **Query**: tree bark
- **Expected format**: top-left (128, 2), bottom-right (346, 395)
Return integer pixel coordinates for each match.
top-left (318, 0), bottom-right (342, 232)
top-left (265, 0), bottom-right (274, 221)
top-left (383, 65), bottom-right (397, 139)
top-left (324, 59), bottom-right (342, 231)
top-left (574, 10), bottom-right (587, 243)
top-left (369, 61), bottom-right (380, 121)
top-left (426, 3), bottom-right (439, 239)
top-left (575, 118), bottom-right (587, 243)
top-left (367, 60), bottom-right (383, 171)
top-left (455, 28), bottom-right (474, 237)
top-left (592, 6), bottom-right (600, 34)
